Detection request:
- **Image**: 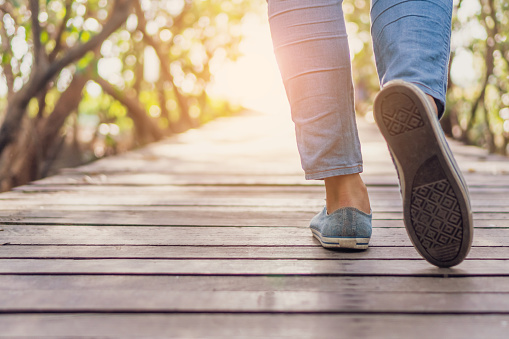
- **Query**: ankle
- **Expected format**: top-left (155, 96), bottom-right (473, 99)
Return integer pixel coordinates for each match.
top-left (324, 174), bottom-right (371, 215)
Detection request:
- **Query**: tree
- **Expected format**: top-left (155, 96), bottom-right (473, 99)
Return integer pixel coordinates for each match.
top-left (444, 0), bottom-right (509, 154)
top-left (0, 0), bottom-right (254, 191)
top-left (338, 0), bottom-right (509, 155)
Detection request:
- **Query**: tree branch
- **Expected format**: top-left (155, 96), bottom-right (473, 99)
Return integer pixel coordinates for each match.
top-left (48, 0), bottom-right (72, 62)
top-left (94, 75), bottom-right (164, 142)
top-left (29, 0), bottom-right (45, 67)
top-left (40, 74), bottom-right (88, 152)
top-left (0, 0), bottom-right (134, 155)
top-left (41, 0), bottom-right (134, 91)
top-left (482, 0), bottom-right (498, 152)
top-left (466, 0), bottom-right (494, 131)
top-left (0, 3), bottom-right (15, 19)
top-left (0, 11), bottom-right (14, 96)
top-left (134, 0), bottom-right (192, 126)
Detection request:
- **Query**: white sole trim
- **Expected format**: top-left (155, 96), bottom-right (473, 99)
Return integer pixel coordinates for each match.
top-left (311, 229), bottom-right (370, 250)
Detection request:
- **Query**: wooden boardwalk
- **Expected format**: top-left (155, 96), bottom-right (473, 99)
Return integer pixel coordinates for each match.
top-left (1, 110), bottom-right (509, 337)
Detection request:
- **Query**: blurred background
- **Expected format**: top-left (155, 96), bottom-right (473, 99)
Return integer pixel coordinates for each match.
top-left (0, 0), bottom-right (507, 192)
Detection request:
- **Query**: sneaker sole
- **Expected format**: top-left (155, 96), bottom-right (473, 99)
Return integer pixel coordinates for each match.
top-left (373, 80), bottom-right (473, 267)
top-left (311, 229), bottom-right (370, 250)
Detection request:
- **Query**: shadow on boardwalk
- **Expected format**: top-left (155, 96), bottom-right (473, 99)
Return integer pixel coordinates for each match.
top-left (1, 110), bottom-right (509, 338)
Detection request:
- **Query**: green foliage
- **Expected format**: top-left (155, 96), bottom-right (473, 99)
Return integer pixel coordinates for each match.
top-left (341, 0), bottom-right (509, 155)
top-left (0, 0), bottom-right (257, 168)
top-left (343, 0), bottom-right (379, 115)
top-left (445, 0), bottom-right (509, 154)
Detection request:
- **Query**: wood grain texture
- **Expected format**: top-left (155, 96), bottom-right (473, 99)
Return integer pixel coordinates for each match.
top-left (25, 172), bottom-right (509, 187)
top-left (0, 225), bottom-right (507, 246)
top-left (1, 211), bottom-right (509, 227)
top-left (1, 111), bottom-right (508, 337)
top-left (1, 314), bottom-right (509, 338)
top-left (0, 258), bottom-right (508, 276)
top-left (3, 275), bottom-right (509, 293)
top-left (2, 289), bottom-right (509, 313)
top-left (0, 245), bottom-right (506, 259)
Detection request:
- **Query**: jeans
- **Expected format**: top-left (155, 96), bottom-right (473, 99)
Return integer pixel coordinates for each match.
top-left (268, 0), bottom-right (453, 180)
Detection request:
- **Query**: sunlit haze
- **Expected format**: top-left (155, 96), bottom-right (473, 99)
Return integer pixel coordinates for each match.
top-left (207, 0), bottom-right (485, 115)
top-left (208, 12), bottom-right (290, 117)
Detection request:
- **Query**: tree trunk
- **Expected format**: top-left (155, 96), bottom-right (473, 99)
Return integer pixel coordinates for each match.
top-left (157, 78), bottom-right (174, 133)
top-left (94, 76), bottom-right (164, 144)
top-left (0, 73), bottom-right (88, 191)
top-left (0, 0), bottom-right (134, 156)
top-left (465, 0), bottom-right (496, 151)
top-left (134, 1), bottom-right (194, 131)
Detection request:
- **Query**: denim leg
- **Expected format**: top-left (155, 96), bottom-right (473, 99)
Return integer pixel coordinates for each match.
top-left (268, 0), bottom-right (363, 180)
top-left (371, 0), bottom-right (453, 116)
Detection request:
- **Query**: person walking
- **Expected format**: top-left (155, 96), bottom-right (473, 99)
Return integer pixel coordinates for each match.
top-left (267, 0), bottom-right (473, 267)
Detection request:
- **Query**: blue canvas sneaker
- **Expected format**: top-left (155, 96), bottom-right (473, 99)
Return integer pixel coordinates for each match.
top-left (310, 207), bottom-right (372, 250)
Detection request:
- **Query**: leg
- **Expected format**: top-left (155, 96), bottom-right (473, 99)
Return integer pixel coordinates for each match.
top-left (371, 0), bottom-right (473, 267)
top-left (268, 0), bottom-right (370, 214)
top-left (371, 0), bottom-right (452, 116)
top-left (268, 0), bottom-right (372, 249)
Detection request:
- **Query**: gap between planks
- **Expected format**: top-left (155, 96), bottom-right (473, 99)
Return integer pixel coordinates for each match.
top-left (1, 259), bottom-right (509, 276)
top-left (1, 314), bottom-right (509, 338)
top-left (0, 245), bottom-right (507, 260)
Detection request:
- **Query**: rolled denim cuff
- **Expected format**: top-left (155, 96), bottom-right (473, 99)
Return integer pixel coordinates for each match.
top-left (305, 164), bottom-right (363, 180)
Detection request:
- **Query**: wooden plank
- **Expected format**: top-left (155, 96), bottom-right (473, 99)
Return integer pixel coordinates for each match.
top-left (0, 258), bottom-right (509, 276)
top-left (11, 183), bottom-right (509, 193)
top-left (3, 186), bottom-right (509, 203)
top-left (3, 197), bottom-right (509, 212)
top-left (25, 172), bottom-right (509, 187)
top-left (0, 245), bottom-right (507, 260)
top-left (3, 194), bottom-right (509, 213)
top-left (1, 314), bottom-right (509, 338)
top-left (10, 184), bottom-right (329, 194)
top-left (0, 225), bottom-right (507, 246)
top-left (2, 204), bottom-right (509, 218)
top-left (0, 193), bottom-right (502, 203)
top-left (56, 157), bottom-right (509, 174)
top-left (0, 108), bottom-right (508, 338)
top-left (30, 173), bottom-right (316, 186)
top-left (0, 209), bottom-right (317, 227)
top-left (3, 275), bottom-right (509, 293)
top-left (42, 165), bottom-right (509, 186)
top-left (2, 289), bottom-right (509, 313)
top-left (0, 245), bottom-right (422, 259)
top-left (1, 210), bottom-right (509, 227)
top-left (0, 195), bottom-right (504, 205)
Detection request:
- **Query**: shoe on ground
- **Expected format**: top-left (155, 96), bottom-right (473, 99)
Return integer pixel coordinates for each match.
top-left (310, 207), bottom-right (372, 250)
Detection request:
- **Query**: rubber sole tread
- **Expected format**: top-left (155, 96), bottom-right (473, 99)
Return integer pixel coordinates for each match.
top-left (374, 80), bottom-right (473, 268)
